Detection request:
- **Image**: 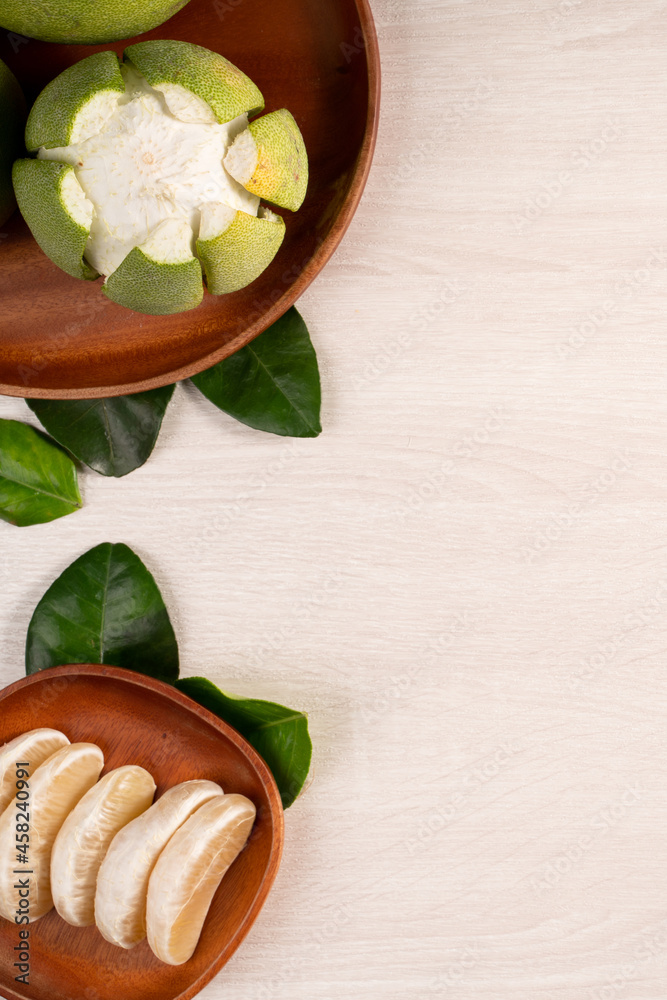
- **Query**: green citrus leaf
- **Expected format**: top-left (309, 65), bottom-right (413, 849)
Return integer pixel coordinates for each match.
top-left (26, 542), bottom-right (179, 682)
top-left (27, 385), bottom-right (175, 478)
top-left (176, 677), bottom-right (312, 808)
top-left (191, 307), bottom-right (321, 437)
top-left (0, 419), bottom-right (81, 527)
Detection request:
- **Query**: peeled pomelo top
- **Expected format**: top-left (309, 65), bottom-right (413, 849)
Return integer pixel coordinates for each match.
top-left (0, 58), bottom-right (26, 227)
top-left (12, 41), bottom-right (308, 316)
top-left (0, 0), bottom-right (194, 45)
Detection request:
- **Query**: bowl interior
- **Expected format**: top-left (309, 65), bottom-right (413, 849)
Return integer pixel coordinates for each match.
top-left (0, 665), bottom-right (284, 1000)
top-left (0, 0), bottom-right (378, 397)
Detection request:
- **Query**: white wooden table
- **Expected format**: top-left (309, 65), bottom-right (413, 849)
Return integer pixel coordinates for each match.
top-left (4, 0), bottom-right (667, 996)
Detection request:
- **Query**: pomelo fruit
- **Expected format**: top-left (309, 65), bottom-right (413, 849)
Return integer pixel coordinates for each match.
top-left (0, 58), bottom-right (26, 227)
top-left (146, 793), bottom-right (256, 965)
top-left (13, 159), bottom-right (98, 279)
top-left (95, 780), bottom-right (223, 950)
top-left (0, 743), bottom-right (104, 922)
top-left (0, 0), bottom-right (194, 45)
top-left (0, 728), bottom-right (69, 815)
top-left (51, 765), bottom-right (156, 927)
top-left (225, 109), bottom-right (309, 212)
top-left (103, 218), bottom-right (205, 314)
top-left (197, 203), bottom-right (286, 295)
top-left (13, 41), bottom-right (307, 315)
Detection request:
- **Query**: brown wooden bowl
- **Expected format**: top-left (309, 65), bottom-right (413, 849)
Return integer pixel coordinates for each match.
top-left (0, 0), bottom-right (380, 399)
top-left (0, 663), bottom-right (284, 1000)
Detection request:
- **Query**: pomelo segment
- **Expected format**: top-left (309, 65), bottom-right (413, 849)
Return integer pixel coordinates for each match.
top-left (12, 159), bottom-right (97, 280)
top-left (0, 729), bottom-right (70, 816)
top-left (0, 59), bottom-right (26, 227)
top-left (95, 779), bottom-right (224, 949)
top-left (0, 0), bottom-right (193, 45)
top-left (103, 218), bottom-right (203, 314)
top-left (125, 40), bottom-right (265, 125)
top-left (51, 765), bottom-right (156, 927)
top-left (197, 204), bottom-right (286, 295)
top-left (224, 109), bottom-right (308, 212)
top-left (0, 743), bottom-right (104, 922)
top-left (146, 793), bottom-right (257, 965)
top-left (26, 52), bottom-right (124, 153)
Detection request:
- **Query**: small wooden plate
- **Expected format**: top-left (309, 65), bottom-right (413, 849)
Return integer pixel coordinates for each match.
top-left (0, 0), bottom-right (380, 398)
top-left (0, 664), bottom-right (285, 1000)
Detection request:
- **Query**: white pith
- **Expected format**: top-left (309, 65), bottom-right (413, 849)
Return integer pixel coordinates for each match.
top-left (38, 65), bottom-right (260, 277)
top-left (152, 82), bottom-right (218, 124)
top-left (139, 218), bottom-right (194, 264)
top-left (258, 205), bottom-right (281, 223)
top-left (198, 202), bottom-right (282, 242)
top-left (70, 89), bottom-right (120, 144)
top-left (60, 169), bottom-right (93, 229)
top-left (198, 201), bottom-right (236, 241)
top-left (223, 127), bottom-right (258, 187)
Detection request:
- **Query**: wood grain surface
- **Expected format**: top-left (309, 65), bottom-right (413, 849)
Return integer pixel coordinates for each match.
top-left (3, 0), bottom-right (667, 997)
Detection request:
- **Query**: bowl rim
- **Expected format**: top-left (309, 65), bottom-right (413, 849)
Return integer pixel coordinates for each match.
top-left (0, 0), bottom-right (381, 400)
top-left (0, 662), bottom-right (286, 1000)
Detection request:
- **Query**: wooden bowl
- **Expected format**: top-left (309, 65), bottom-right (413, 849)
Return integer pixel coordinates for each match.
top-left (0, 0), bottom-right (380, 398)
top-left (0, 664), bottom-right (285, 1000)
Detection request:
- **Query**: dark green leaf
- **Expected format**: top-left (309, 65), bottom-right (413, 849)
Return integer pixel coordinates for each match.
top-left (176, 677), bottom-right (312, 808)
top-left (0, 419), bottom-right (81, 527)
top-left (26, 542), bottom-right (179, 683)
top-left (191, 307), bottom-right (321, 437)
top-left (27, 385), bottom-right (175, 478)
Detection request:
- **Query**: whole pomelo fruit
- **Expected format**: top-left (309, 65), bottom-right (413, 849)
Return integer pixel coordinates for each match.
top-left (0, 58), bottom-right (26, 227)
top-left (13, 42), bottom-right (308, 316)
top-left (0, 0), bottom-right (193, 44)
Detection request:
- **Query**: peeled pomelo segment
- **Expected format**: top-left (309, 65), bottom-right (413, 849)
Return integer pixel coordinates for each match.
top-left (224, 109), bottom-right (308, 212)
top-left (51, 765), bottom-right (156, 927)
top-left (12, 159), bottom-right (97, 281)
top-left (124, 40), bottom-right (265, 126)
top-left (0, 59), bottom-right (26, 227)
top-left (25, 51), bottom-right (124, 153)
top-left (146, 793), bottom-right (257, 966)
top-left (0, 0), bottom-right (194, 45)
top-left (0, 729), bottom-right (70, 816)
top-left (198, 203), bottom-right (286, 295)
top-left (103, 218), bottom-right (203, 315)
top-left (0, 742), bottom-right (104, 923)
top-left (95, 779), bottom-right (224, 949)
